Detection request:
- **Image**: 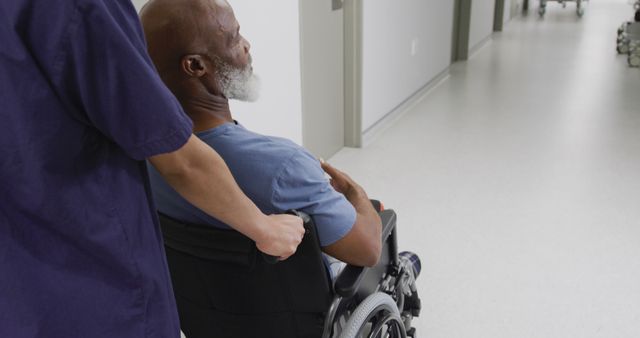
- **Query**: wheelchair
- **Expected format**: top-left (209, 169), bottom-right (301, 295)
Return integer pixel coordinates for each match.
top-left (538, 0), bottom-right (587, 17)
top-left (159, 202), bottom-right (422, 338)
top-left (616, 14), bottom-right (640, 67)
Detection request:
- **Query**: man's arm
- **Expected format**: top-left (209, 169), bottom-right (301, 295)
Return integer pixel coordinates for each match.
top-left (149, 135), bottom-right (304, 260)
top-left (320, 161), bottom-right (382, 267)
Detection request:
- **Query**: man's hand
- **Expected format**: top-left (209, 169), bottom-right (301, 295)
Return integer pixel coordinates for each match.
top-left (319, 160), bottom-right (383, 267)
top-left (320, 160), bottom-right (363, 200)
top-left (255, 214), bottom-right (305, 260)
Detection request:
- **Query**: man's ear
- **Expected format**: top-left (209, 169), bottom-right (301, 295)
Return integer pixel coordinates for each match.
top-left (181, 55), bottom-right (207, 77)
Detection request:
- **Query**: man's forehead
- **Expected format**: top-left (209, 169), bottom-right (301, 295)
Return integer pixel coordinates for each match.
top-left (210, 2), bottom-right (237, 33)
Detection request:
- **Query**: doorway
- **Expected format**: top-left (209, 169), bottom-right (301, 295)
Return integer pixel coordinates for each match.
top-left (299, 0), bottom-right (361, 158)
top-left (299, 0), bottom-right (345, 159)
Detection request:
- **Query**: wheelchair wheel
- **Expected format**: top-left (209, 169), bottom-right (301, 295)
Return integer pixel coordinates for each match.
top-left (576, 0), bottom-right (584, 17)
top-left (339, 292), bottom-right (407, 338)
top-left (538, 0), bottom-right (546, 17)
top-left (618, 42), bottom-right (630, 54)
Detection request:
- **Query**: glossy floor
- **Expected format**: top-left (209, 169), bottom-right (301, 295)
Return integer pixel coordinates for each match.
top-left (329, 1), bottom-right (640, 337)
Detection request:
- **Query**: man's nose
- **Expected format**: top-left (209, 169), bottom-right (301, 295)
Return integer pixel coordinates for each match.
top-left (243, 40), bottom-right (251, 54)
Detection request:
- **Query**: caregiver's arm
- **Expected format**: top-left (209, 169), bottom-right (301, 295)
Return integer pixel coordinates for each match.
top-left (149, 135), bottom-right (304, 259)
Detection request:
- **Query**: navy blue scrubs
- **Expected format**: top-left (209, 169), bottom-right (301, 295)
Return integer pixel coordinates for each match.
top-left (0, 0), bottom-right (193, 337)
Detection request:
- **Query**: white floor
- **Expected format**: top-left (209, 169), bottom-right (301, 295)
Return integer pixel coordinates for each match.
top-left (329, 1), bottom-right (640, 337)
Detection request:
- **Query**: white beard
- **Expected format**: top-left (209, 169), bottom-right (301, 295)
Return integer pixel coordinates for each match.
top-left (216, 58), bottom-right (261, 102)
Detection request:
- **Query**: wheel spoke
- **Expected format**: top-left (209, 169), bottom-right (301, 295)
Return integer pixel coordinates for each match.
top-left (368, 312), bottom-right (406, 338)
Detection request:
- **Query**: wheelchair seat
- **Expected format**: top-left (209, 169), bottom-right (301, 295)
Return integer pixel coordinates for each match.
top-left (159, 208), bottom-right (420, 338)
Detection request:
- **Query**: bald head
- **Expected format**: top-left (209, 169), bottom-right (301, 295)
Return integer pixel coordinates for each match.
top-left (140, 0), bottom-right (258, 103)
top-left (141, 0), bottom-right (232, 73)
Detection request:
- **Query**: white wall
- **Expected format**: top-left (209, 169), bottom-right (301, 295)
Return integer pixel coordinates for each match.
top-left (361, 0), bottom-right (454, 132)
top-left (131, 0), bottom-right (145, 11)
top-left (504, 0), bottom-right (512, 24)
top-left (469, 0), bottom-right (496, 51)
top-left (227, 1), bottom-right (303, 144)
top-left (131, 0), bottom-right (303, 144)
top-left (511, 0), bottom-right (524, 18)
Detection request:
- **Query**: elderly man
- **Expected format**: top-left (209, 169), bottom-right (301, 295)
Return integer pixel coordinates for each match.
top-left (141, 0), bottom-right (386, 333)
top-left (141, 0), bottom-right (383, 269)
top-left (140, 1), bottom-right (428, 335)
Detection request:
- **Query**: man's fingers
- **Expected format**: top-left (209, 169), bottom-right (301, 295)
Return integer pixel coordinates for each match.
top-left (321, 160), bottom-right (352, 183)
top-left (320, 160), bottom-right (339, 177)
top-left (329, 179), bottom-right (340, 191)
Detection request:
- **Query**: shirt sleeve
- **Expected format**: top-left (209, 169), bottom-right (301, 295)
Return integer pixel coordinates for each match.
top-left (53, 0), bottom-right (192, 160)
top-left (271, 151), bottom-right (357, 247)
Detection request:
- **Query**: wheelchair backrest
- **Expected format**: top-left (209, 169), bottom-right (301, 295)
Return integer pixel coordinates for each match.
top-left (159, 212), bottom-right (333, 337)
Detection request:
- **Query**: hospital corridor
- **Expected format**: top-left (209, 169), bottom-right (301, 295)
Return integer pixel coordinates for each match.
top-left (328, 1), bottom-right (640, 337)
top-left (2, 0), bottom-right (640, 337)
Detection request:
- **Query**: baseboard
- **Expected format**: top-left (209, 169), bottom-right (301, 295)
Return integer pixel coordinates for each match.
top-left (468, 35), bottom-right (493, 60)
top-left (361, 68), bottom-right (450, 147)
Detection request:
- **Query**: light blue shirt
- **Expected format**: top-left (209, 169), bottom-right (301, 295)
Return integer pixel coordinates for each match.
top-left (149, 122), bottom-right (356, 247)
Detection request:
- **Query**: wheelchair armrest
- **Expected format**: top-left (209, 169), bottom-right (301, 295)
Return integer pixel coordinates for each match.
top-left (333, 264), bottom-right (365, 298)
top-left (334, 209), bottom-right (397, 298)
top-left (380, 209), bottom-right (397, 243)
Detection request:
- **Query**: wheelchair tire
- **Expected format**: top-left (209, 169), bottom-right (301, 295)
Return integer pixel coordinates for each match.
top-left (619, 43), bottom-right (630, 55)
top-left (339, 292), bottom-right (406, 338)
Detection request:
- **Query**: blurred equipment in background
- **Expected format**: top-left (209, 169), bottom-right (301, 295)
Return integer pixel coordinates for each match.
top-left (616, 2), bottom-right (640, 67)
top-left (539, 0), bottom-right (588, 17)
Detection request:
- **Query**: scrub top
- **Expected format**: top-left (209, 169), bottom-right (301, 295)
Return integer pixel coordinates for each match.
top-left (0, 1), bottom-right (193, 337)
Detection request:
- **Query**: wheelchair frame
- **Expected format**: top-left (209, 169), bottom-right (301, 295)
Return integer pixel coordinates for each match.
top-left (617, 18), bottom-right (640, 68)
top-left (539, 0), bottom-right (587, 17)
top-left (159, 207), bottom-right (421, 338)
top-left (322, 210), bottom-right (420, 338)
